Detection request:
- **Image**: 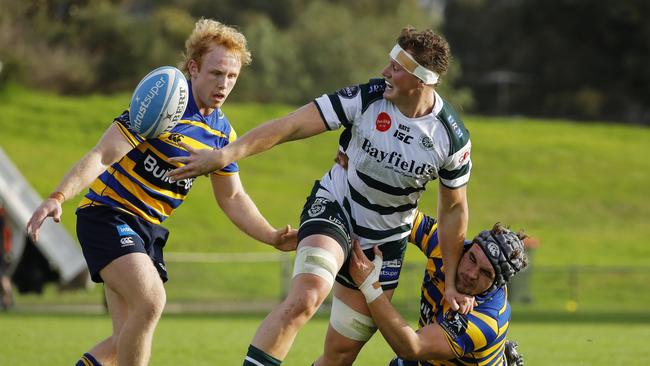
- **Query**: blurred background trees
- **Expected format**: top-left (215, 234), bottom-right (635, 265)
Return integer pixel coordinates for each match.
top-left (0, 0), bottom-right (647, 123)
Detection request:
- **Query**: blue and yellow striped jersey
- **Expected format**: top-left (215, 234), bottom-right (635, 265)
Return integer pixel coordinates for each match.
top-left (408, 211), bottom-right (510, 366)
top-left (77, 83), bottom-right (238, 224)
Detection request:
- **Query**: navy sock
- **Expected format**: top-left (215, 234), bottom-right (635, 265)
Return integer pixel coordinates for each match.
top-left (243, 344), bottom-right (281, 366)
top-left (76, 352), bottom-right (102, 366)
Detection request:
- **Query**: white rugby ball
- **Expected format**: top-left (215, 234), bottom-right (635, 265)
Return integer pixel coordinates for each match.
top-left (129, 66), bottom-right (189, 138)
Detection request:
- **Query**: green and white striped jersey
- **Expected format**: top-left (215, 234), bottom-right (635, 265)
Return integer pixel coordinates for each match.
top-left (313, 78), bottom-right (471, 248)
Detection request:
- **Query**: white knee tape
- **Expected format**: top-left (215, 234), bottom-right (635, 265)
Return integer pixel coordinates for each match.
top-left (292, 246), bottom-right (338, 286)
top-left (330, 296), bottom-right (377, 341)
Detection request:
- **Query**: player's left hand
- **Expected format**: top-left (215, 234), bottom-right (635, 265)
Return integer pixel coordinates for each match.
top-left (272, 224), bottom-right (298, 251)
top-left (167, 142), bottom-right (227, 180)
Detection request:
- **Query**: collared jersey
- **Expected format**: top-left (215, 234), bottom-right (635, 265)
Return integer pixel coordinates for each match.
top-left (408, 212), bottom-right (510, 366)
top-left (314, 79), bottom-right (471, 247)
top-left (78, 82), bottom-right (238, 224)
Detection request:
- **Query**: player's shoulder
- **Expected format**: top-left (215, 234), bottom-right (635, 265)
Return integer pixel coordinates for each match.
top-left (475, 288), bottom-right (509, 320)
top-left (336, 78), bottom-right (386, 113)
top-left (435, 96), bottom-right (470, 155)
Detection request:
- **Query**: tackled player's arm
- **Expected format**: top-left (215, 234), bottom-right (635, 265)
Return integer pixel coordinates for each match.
top-left (26, 123), bottom-right (133, 240)
top-left (367, 295), bottom-right (456, 361)
top-left (210, 173), bottom-right (296, 251)
top-left (167, 102), bottom-right (328, 180)
top-left (437, 184), bottom-right (470, 312)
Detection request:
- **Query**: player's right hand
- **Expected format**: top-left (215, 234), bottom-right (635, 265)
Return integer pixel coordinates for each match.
top-left (334, 151), bottom-right (349, 170)
top-left (167, 142), bottom-right (227, 180)
top-left (445, 286), bottom-right (477, 314)
top-left (26, 198), bottom-right (63, 242)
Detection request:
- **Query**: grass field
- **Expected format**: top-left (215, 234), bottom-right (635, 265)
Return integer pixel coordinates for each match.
top-left (1, 312), bottom-right (648, 365)
top-left (1, 85), bottom-right (650, 365)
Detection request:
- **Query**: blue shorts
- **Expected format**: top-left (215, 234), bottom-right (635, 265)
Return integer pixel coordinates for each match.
top-left (76, 205), bottom-right (169, 283)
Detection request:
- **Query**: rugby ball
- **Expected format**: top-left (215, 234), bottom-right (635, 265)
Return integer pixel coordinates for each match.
top-left (129, 66), bottom-right (189, 138)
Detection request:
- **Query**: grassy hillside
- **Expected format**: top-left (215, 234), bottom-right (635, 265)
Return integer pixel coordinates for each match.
top-left (1, 85), bottom-right (649, 266)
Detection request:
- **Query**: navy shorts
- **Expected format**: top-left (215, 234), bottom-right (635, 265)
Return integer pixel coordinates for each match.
top-left (298, 181), bottom-right (407, 291)
top-left (76, 205), bottom-right (169, 283)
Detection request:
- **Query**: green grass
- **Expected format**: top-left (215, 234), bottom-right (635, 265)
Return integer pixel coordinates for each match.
top-left (1, 312), bottom-right (648, 365)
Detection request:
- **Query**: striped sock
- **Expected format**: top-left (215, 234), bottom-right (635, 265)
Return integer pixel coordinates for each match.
top-left (76, 353), bottom-right (102, 366)
top-left (243, 344), bottom-right (281, 366)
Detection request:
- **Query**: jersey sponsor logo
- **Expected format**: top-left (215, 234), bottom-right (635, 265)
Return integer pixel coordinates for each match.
top-left (328, 215), bottom-right (344, 227)
top-left (447, 114), bottom-right (465, 139)
top-left (116, 224), bottom-right (136, 237)
top-left (308, 198), bottom-right (329, 217)
top-left (368, 83), bottom-right (385, 94)
top-left (361, 138), bottom-right (434, 177)
top-left (393, 130), bottom-right (413, 144)
top-left (380, 268), bottom-right (400, 279)
top-left (120, 236), bottom-right (135, 247)
top-left (375, 112), bottom-right (392, 132)
top-left (134, 149), bottom-right (195, 194)
top-left (418, 135), bottom-right (435, 151)
top-left (440, 311), bottom-right (469, 339)
top-left (337, 85), bottom-right (360, 99)
top-left (382, 259), bottom-right (402, 268)
top-left (459, 149), bottom-right (471, 165)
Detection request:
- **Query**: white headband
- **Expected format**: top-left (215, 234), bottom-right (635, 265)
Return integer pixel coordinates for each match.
top-left (389, 44), bottom-right (439, 85)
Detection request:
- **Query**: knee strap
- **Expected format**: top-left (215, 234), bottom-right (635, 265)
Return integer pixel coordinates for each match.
top-left (292, 246), bottom-right (339, 286)
top-left (330, 296), bottom-right (377, 341)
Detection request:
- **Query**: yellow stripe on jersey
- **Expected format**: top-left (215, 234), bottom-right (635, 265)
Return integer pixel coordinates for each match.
top-left (444, 331), bottom-right (464, 358)
top-left (80, 356), bottom-right (92, 366)
top-left (499, 288), bottom-right (509, 315)
top-left (229, 125), bottom-right (237, 142)
top-left (476, 338), bottom-right (506, 365)
top-left (179, 119), bottom-right (228, 139)
top-left (108, 166), bottom-right (174, 216)
top-left (471, 311), bottom-right (498, 334)
top-left (212, 170), bottom-right (238, 176)
top-left (464, 320), bottom-right (488, 350)
top-left (114, 121), bottom-right (140, 147)
top-left (85, 169), bottom-right (163, 224)
top-left (410, 210), bottom-right (424, 244)
top-left (498, 319), bottom-right (509, 335)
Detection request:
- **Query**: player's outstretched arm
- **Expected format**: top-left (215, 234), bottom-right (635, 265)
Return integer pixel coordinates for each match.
top-left (210, 173), bottom-right (297, 251)
top-left (349, 241), bottom-right (455, 361)
top-left (437, 184), bottom-right (474, 314)
top-left (167, 102), bottom-right (327, 180)
top-left (26, 124), bottom-right (133, 242)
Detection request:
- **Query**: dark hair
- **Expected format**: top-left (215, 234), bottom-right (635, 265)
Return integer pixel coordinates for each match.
top-left (397, 26), bottom-right (450, 79)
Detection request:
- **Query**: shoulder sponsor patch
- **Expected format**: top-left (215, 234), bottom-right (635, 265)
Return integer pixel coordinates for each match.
top-left (440, 311), bottom-right (469, 339)
top-left (337, 85), bottom-right (360, 99)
